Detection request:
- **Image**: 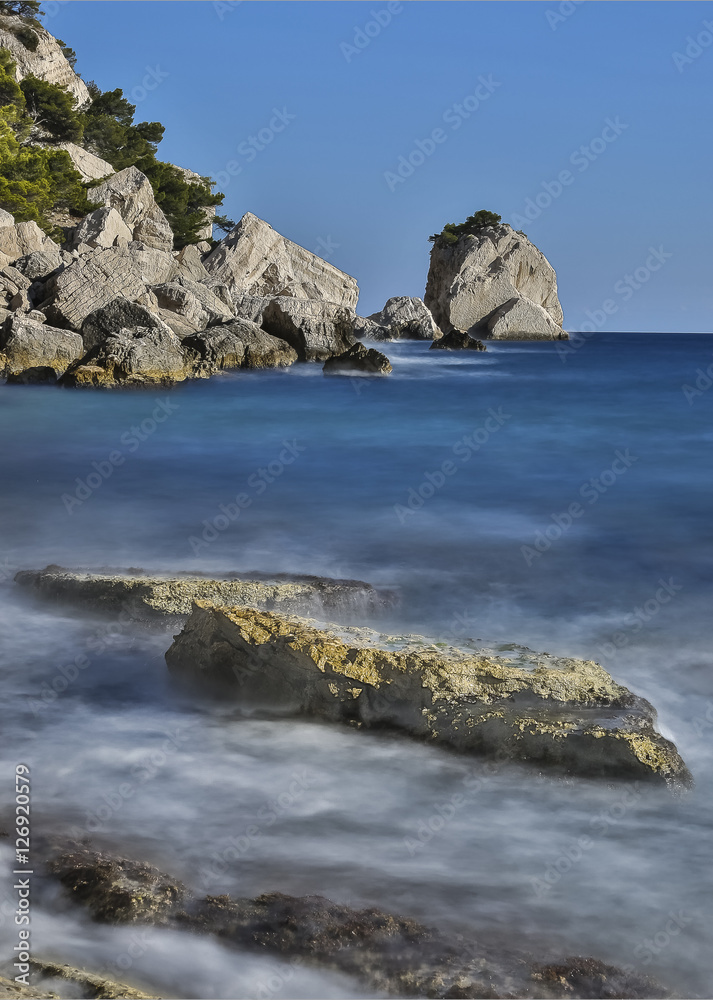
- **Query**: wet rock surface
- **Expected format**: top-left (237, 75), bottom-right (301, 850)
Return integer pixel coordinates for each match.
top-left (165, 604), bottom-right (691, 787)
top-left (43, 846), bottom-right (668, 999)
top-left (430, 329), bottom-right (486, 351)
top-left (323, 341), bottom-right (392, 375)
top-left (14, 566), bottom-right (397, 619)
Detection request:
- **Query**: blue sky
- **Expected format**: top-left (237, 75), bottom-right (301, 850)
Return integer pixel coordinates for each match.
top-left (44, 1), bottom-right (713, 331)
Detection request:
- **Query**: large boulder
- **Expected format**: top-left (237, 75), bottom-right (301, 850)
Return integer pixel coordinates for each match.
top-left (260, 297), bottom-right (355, 361)
top-left (203, 212), bottom-right (359, 307)
top-left (80, 296), bottom-right (169, 352)
top-left (0, 16), bottom-right (89, 106)
top-left (72, 207), bottom-right (132, 250)
top-left (0, 314), bottom-right (83, 378)
top-left (12, 248), bottom-right (64, 282)
top-left (166, 604), bottom-right (692, 788)
top-left (367, 296), bottom-right (442, 340)
top-left (55, 142), bottom-right (113, 183)
top-left (0, 221), bottom-right (60, 264)
top-left (323, 342), bottom-right (392, 375)
top-left (63, 317), bottom-right (190, 388)
top-left (86, 166), bottom-right (174, 252)
top-left (425, 224), bottom-right (568, 339)
top-left (184, 319), bottom-right (297, 372)
top-left (0, 208), bottom-right (15, 226)
top-left (41, 246), bottom-right (176, 329)
top-left (151, 276), bottom-right (233, 332)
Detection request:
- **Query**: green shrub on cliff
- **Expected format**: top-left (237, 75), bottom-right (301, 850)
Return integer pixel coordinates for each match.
top-left (20, 74), bottom-right (83, 142)
top-left (429, 209), bottom-right (502, 246)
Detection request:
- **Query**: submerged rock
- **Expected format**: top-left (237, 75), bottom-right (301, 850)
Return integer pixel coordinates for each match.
top-left (425, 224), bottom-right (568, 340)
top-left (14, 566), bottom-right (396, 619)
top-left (165, 605), bottom-right (691, 787)
top-left (46, 846), bottom-right (668, 1000)
top-left (430, 329), bottom-right (486, 351)
top-left (323, 341), bottom-right (392, 375)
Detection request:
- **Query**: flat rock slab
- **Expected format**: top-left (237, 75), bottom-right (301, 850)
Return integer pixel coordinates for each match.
top-left (165, 604), bottom-right (691, 787)
top-left (14, 566), bottom-right (396, 619)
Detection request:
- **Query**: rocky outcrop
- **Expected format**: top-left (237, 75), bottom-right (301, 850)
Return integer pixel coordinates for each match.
top-left (0, 314), bottom-right (83, 378)
top-left (26, 962), bottom-right (157, 1000)
top-left (15, 567), bottom-right (396, 618)
top-left (12, 248), bottom-right (63, 282)
top-left (41, 245), bottom-right (176, 329)
top-left (86, 167), bottom-right (173, 252)
top-left (0, 16), bottom-right (89, 106)
top-left (166, 604), bottom-right (691, 788)
top-left (203, 212), bottom-right (358, 308)
top-left (170, 164), bottom-right (215, 240)
top-left (367, 296), bottom-right (442, 340)
top-left (184, 319), bottom-right (297, 372)
top-left (72, 207), bottom-right (132, 250)
top-left (80, 297), bottom-right (167, 352)
top-left (151, 276), bottom-right (233, 332)
top-left (323, 342), bottom-right (392, 375)
top-left (425, 224), bottom-right (568, 340)
top-left (430, 329), bottom-right (486, 351)
top-left (45, 846), bottom-right (666, 1000)
top-left (63, 318), bottom-right (190, 388)
top-left (55, 142), bottom-right (114, 183)
top-left (260, 296), bottom-right (355, 361)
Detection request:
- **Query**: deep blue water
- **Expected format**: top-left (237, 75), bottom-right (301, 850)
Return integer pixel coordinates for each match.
top-left (1, 333), bottom-right (712, 998)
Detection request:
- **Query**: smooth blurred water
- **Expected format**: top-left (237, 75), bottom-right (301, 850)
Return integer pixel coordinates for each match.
top-left (1, 333), bottom-right (712, 997)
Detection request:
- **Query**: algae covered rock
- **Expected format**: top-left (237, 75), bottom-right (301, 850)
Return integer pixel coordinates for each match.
top-left (165, 604), bottom-right (691, 787)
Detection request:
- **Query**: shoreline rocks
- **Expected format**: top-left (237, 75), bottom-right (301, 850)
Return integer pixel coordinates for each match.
top-left (43, 845), bottom-right (668, 1000)
top-left (14, 566), bottom-right (398, 619)
top-left (323, 342), bottom-right (392, 375)
top-left (430, 329), bottom-right (486, 351)
top-left (165, 604), bottom-right (691, 788)
top-left (425, 224), bottom-right (568, 340)
top-left (365, 295), bottom-right (442, 341)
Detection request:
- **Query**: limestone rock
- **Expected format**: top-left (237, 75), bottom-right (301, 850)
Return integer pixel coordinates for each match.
top-left (87, 166), bottom-right (174, 251)
top-left (0, 315), bottom-right (83, 377)
top-left (260, 296), bottom-right (355, 361)
top-left (429, 329), bottom-right (486, 351)
top-left (185, 319), bottom-right (297, 372)
top-left (352, 315), bottom-right (390, 341)
top-left (12, 248), bottom-right (63, 282)
top-left (15, 566), bottom-right (395, 618)
top-left (174, 242), bottom-right (211, 283)
top-left (80, 296), bottom-right (170, 352)
top-left (152, 276), bottom-right (233, 331)
top-left (0, 974), bottom-right (59, 998)
top-left (0, 221), bottom-right (59, 263)
top-left (42, 246), bottom-right (176, 329)
top-left (367, 296), bottom-right (442, 340)
top-left (0, 16), bottom-right (89, 106)
top-left (425, 224), bottom-right (568, 339)
top-left (232, 293), bottom-right (271, 324)
top-left (166, 604), bottom-right (692, 788)
top-left (486, 295), bottom-right (565, 340)
top-left (323, 342), bottom-right (392, 375)
top-left (55, 142), bottom-right (113, 183)
top-left (158, 308), bottom-right (198, 341)
top-left (73, 207), bottom-right (132, 250)
top-left (26, 962), bottom-right (158, 1000)
top-left (0, 207), bottom-right (15, 226)
top-left (204, 212), bottom-right (359, 307)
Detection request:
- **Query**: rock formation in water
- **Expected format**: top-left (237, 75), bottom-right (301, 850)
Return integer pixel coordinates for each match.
top-left (42, 845), bottom-right (667, 1000)
top-left (360, 295), bottom-right (443, 341)
top-left (430, 329), bottom-right (486, 351)
top-left (425, 223), bottom-right (568, 340)
top-left (165, 603), bottom-right (691, 788)
top-left (323, 341), bottom-right (393, 375)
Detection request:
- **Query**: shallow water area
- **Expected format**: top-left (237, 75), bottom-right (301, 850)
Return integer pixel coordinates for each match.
top-left (1, 332), bottom-right (712, 997)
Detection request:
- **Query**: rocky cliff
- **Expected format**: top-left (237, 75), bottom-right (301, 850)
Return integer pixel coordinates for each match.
top-left (0, 14), bottom-right (88, 105)
top-left (425, 224), bottom-right (568, 340)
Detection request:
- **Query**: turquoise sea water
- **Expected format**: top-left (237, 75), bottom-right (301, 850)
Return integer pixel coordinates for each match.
top-left (1, 333), bottom-right (712, 997)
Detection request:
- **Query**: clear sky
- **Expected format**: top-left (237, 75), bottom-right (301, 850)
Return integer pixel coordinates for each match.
top-left (43, 0), bottom-right (713, 331)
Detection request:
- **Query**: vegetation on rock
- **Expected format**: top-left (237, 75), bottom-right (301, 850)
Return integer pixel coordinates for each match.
top-left (429, 208), bottom-right (502, 246)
